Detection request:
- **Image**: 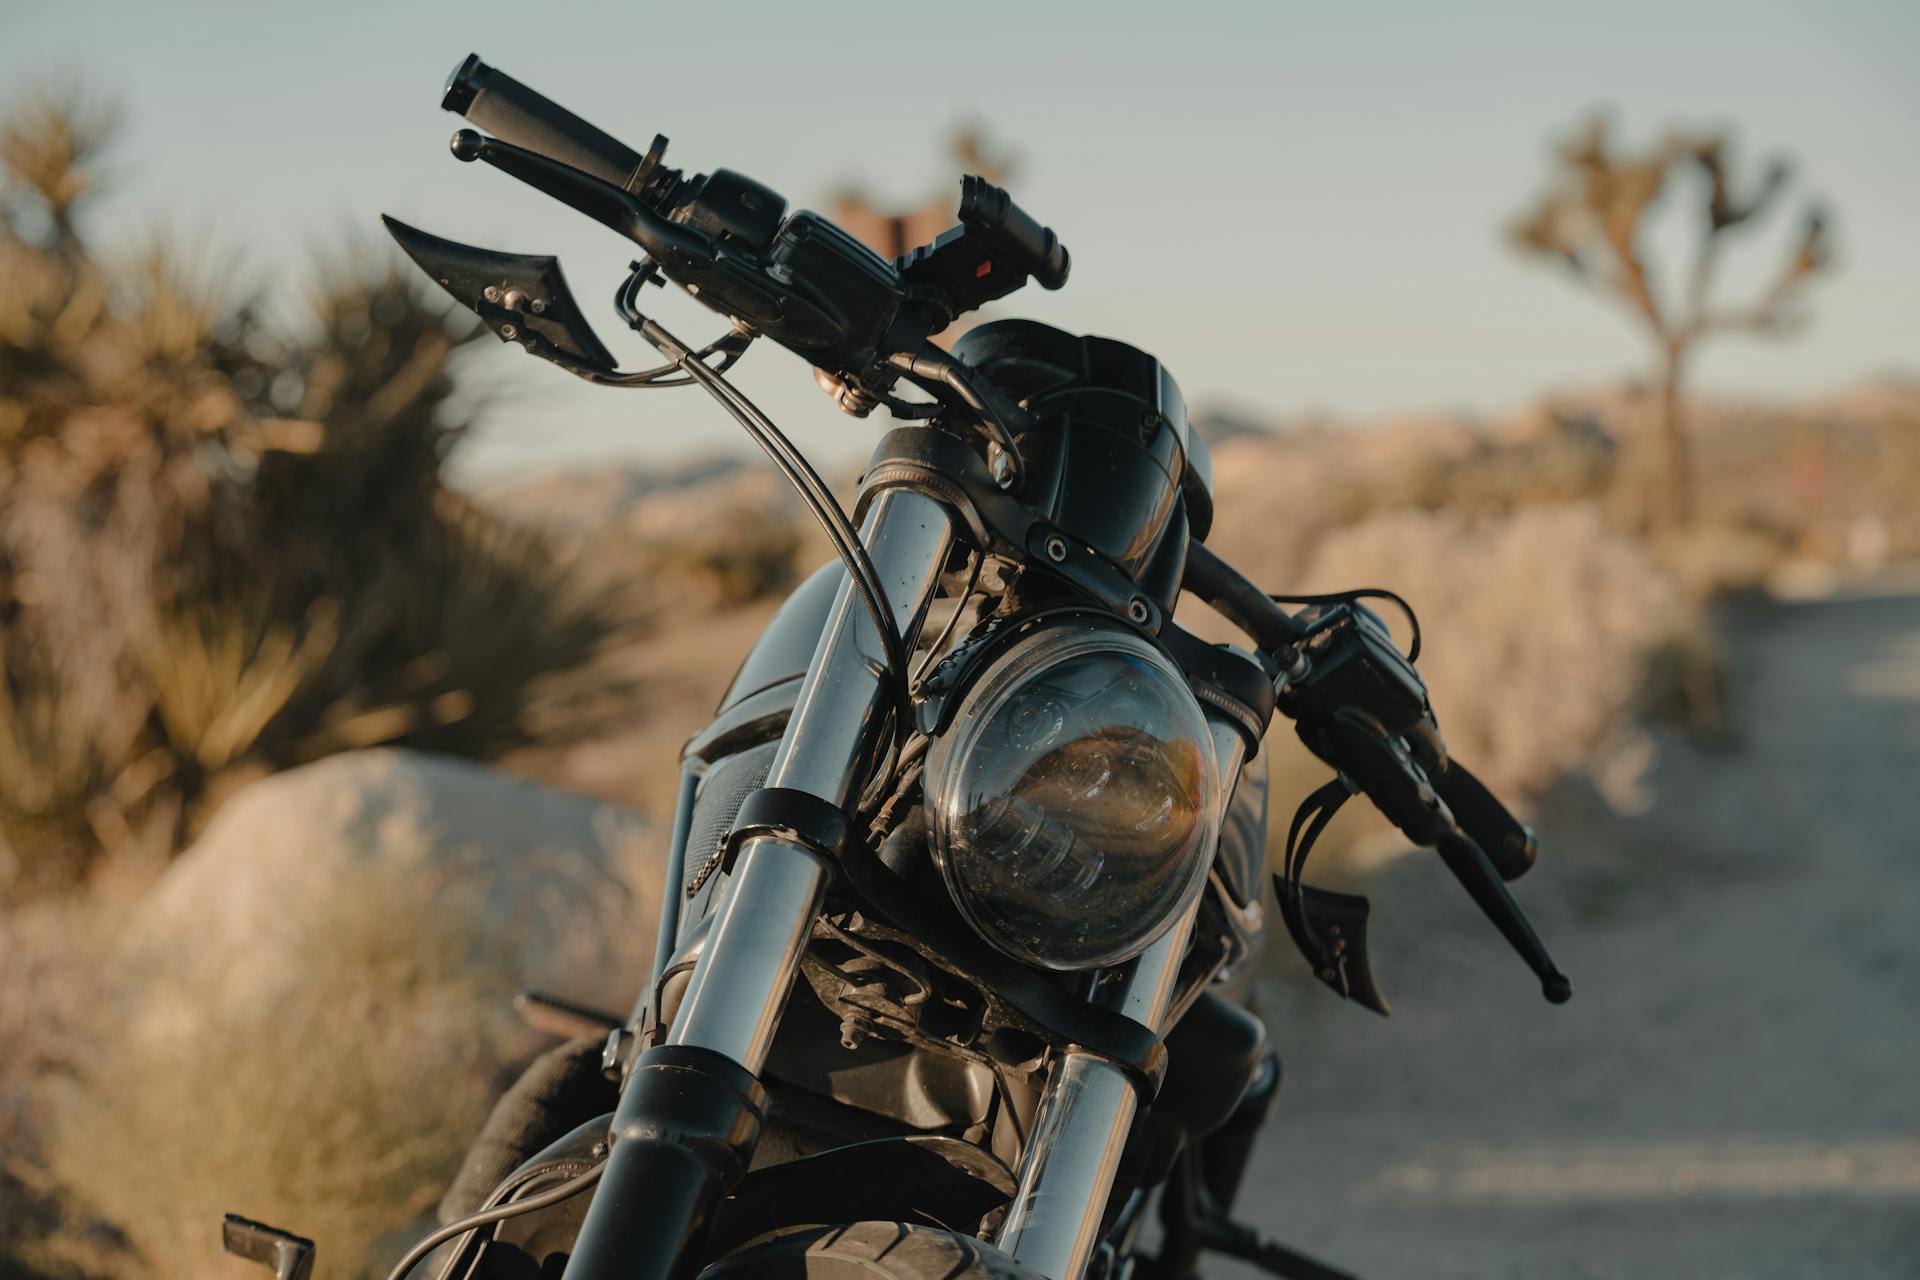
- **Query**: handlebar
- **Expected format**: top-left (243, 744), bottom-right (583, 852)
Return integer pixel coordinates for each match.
top-left (959, 176), bottom-right (1070, 290)
top-left (1430, 756), bottom-right (1537, 880)
top-left (1180, 536), bottom-right (1566, 1000)
top-left (443, 54), bottom-right (654, 194)
top-left (435, 53), bottom-right (1072, 393)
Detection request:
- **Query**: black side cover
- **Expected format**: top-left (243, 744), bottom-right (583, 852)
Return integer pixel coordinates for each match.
top-left (707, 1136), bottom-right (1015, 1256)
top-left (382, 215), bottom-right (616, 371)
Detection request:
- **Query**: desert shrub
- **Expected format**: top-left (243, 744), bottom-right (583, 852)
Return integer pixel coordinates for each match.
top-left (1201, 407), bottom-right (1620, 593)
top-left (1293, 503), bottom-right (1689, 799)
top-left (615, 471), bottom-right (807, 611)
top-left (0, 94), bottom-right (625, 900)
top-left (1641, 623), bottom-right (1733, 740)
top-left (1202, 379), bottom-right (1920, 610)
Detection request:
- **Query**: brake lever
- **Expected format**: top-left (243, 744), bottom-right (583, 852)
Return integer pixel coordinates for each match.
top-left (450, 129), bottom-right (706, 261)
top-left (449, 130), bottom-right (807, 332)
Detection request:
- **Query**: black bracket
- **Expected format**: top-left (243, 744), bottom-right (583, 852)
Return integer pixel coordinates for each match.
top-left (832, 840), bottom-right (1169, 1102)
top-left (723, 786), bottom-right (851, 874)
top-left (687, 786), bottom-right (852, 899)
top-left (1159, 622), bottom-right (1278, 758)
top-left (857, 425), bottom-right (1168, 633)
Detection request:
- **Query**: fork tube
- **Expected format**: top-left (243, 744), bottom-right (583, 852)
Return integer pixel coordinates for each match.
top-left (565, 491), bottom-right (955, 1280)
top-left (997, 719), bottom-right (1250, 1280)
top-left (996, 914), bottom-right (1194, 1280)
top-left (666, 488), bottom-right (956, 1070)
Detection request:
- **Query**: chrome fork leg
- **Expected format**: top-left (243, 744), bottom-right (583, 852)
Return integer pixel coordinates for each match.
top-left (997, 718), bottom-right (1250, 1280)
top-left (666, 489), bottom-right (956, 1070)
top-left (995, 911), bottom-right (1195, 1280)
top-left (566, 492), bottom-right (956, 1280)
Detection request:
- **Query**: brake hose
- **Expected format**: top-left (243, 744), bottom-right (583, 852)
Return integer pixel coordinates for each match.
top-left (386, 1160), bottom-right (604, 1280)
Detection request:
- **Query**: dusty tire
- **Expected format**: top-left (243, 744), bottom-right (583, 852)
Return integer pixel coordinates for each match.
top-left (699, 1222), bottom-right (1046, 1280)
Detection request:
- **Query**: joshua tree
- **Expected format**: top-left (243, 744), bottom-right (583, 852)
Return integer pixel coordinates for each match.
top-left (830, 124), bottom-right (1017, 260)
top-left (1507, 114), bottom-right (1833, 526)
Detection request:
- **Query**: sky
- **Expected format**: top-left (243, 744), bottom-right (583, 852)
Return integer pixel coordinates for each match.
top-left (4, 0), bottom-right (1915, 481)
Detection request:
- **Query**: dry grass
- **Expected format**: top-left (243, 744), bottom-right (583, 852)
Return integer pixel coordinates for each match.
top-left (18, 861), bottom-right (509, 1280)
top-left (7, 745), bottom-right (665, 1280)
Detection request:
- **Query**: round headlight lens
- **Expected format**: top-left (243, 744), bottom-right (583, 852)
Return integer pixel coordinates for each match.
top-left (925, 621), bottom-right (1219, 970)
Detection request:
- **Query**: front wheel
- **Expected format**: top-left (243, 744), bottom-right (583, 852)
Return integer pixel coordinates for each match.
top-left (700, 1223), bottom-right (1047, 1280)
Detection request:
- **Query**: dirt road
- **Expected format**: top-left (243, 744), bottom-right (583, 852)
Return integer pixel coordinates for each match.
top-left (1236, 582), bottom-right (1920, 1279)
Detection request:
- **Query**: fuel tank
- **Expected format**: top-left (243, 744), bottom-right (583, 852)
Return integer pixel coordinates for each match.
top-left (715, 561), bottom-right (842, 715)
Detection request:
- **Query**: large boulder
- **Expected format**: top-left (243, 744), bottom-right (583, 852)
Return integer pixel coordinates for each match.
top-left (44, 749), bottom-right (663, 1279)
top-left (127, 747), bottom-right (663, 1024)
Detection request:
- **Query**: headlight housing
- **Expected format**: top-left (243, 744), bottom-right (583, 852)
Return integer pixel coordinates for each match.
top-left (925, 620), bottom-right (1219, 970)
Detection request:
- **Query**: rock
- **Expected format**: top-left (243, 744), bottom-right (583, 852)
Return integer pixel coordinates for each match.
top-left (127, 747), bottom-right (663, 1029)
top-left (43, 749), bottom-right (665, 1277)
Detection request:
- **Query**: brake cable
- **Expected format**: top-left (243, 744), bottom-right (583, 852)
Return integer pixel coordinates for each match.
top-left (386, 1160), bottom-right (605, 1280)
top-left (1268, 587), bottom-right (1423, 663)
top-left (612, 262), bottom-right (918, 772)
top-left (886, 346), bottom-right (1028, 489)
top-left (1275, 775), bottom-right (1354, 956)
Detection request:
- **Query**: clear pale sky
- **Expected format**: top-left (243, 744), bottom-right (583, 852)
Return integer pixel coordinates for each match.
top-left (5, 1), bottom-right (1915, 479)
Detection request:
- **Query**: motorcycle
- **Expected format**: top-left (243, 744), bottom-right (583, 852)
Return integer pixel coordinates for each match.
top-left (221, 53), bottom-right (1569, 1280)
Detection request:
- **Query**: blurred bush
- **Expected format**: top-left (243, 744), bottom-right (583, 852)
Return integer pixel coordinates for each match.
top-left (1292, 503), bottom-right (1690, 799)
top-left (1200, 380), bottom-right (1920, 594)
top-left (0, 93), bottom-right (624, 902)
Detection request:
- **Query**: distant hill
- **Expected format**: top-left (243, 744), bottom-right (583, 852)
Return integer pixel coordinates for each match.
top-left (475, 454), bottom-right (750, 535)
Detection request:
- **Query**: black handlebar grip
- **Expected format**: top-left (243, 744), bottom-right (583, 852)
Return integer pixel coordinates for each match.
top-left (1432, 759), bottom-right (1537, 881)
top-left (442, 53), bottom-right (647, 194)
top-left (958, 176), bottom-right (1071, 290)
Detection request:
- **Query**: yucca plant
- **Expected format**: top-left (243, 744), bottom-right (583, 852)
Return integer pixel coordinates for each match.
top-left (0, 91), bottom-right (628, 901)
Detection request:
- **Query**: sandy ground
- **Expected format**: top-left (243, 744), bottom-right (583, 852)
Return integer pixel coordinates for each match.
top-left (1233, 580), bottom-right (1920, 1279)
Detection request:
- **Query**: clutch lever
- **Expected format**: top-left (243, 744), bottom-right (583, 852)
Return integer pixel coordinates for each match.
top-left (1434, 827), bottom-right (1572, 1004)
top-left (1306, 710), bottom-right (1572, 1004)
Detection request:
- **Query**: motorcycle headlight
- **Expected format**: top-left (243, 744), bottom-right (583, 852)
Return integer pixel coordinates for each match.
top-left (925, 621), bottom-right (1220, 970)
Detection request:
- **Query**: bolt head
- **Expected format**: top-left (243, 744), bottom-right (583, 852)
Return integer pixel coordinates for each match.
top-left (988, 444), bottom-right (1014, 488)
